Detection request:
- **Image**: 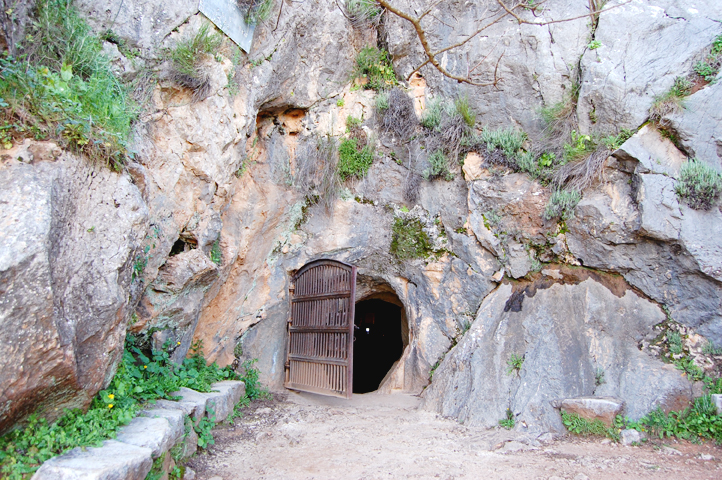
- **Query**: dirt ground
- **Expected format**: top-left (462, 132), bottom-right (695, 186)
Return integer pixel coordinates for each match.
top-left (186, 392), bottom-right (722, 480)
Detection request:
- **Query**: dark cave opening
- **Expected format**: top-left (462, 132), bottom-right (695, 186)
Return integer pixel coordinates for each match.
top-left (353, 299), bottom-right (404, 394)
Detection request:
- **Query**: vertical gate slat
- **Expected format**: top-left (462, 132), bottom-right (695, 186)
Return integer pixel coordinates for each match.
top-left (285, 260), bottom-right (356, 398)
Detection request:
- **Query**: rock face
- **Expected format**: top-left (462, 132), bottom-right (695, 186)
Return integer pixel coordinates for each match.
top-left (422, 277), bottom-right (692, 432)
top-left (0, 144), bottom-right (148, 433)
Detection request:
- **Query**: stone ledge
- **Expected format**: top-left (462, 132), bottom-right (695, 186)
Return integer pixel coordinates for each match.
top-left (31, 380), bottom-right (245, 480)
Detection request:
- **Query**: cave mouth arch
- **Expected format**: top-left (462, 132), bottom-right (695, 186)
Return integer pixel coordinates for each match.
top-left (352, 294), bottom-right (407, 394)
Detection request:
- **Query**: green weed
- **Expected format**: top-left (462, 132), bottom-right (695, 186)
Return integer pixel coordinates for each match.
top-left (346, 0), bottom-right (382, 27)
top-left (562, 130), bottom-right (595, 163)
top-left (210, 239), bottom-right (222, 265)
top-left (346, 115), bottom-right (362, 131)
top-left (587, 40), bottom-right (602, 50)
top-left (675, 158), bottom-right (722, 210)
top-left (168, 23), bottom-right (223, 101)
top-left (239, 359), bottom-right (271, 400)
top-left (420, 97), bottom-right (446, 131)
top-left (336, 98), bottom-right (345, 107)
top-left (600, 128), bottom-right (634, 150)
top-left (480, 127), bottom-right (527, 159)
top-left (543, 189), bottom-right (581, 221)
top-left (499, 409), bottom-right (515, 429)
top-left (595, 367), bottom-right (605, 387)
top-left (338, 138), bottom-right (374, 181)
top-left (423, 150), bottom-right (453, 181)
top-left (353, 46), bottom-right (397, 91)
top-left (238, 0), bottom-right (275, 25)
top-left (195, 407), bottom-right (216, 449)
top-left (562, 411), bottom-right (619, 441)
top-left (454, 96), bottom-right (476, 127)
top-left (650, 77), bottom-right (693, 120)
top-left (506, 353), bottom-right (524, 375)
top-left (390, 217), bottom-right (431, 260)
top-left (375, 91), bottom-right (389, 111)
top-left (0, 0), bottom-right (136, 168)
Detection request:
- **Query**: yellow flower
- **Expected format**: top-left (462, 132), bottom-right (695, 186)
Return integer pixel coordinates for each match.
top-left (144, 365), bottom-right (147, 369)
top-left (108, 394), bottom-right (114, 400)
top-left (108, 404), bottom-right (114, 409)
top-left (177, 341), bottom-right (181, 345)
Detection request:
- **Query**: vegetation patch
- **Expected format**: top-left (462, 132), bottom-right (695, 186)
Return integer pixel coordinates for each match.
top-left (375, 87), bottom-right (417, 138)
top-left (422, 150), bottom-right (453, 181)
top-left (295, 135), bottom-right (340, 209)
top-left (390, 217), bottom-right (431, 260)
top-left (345, 0), bottom-right (382, 28)
top-left (693, 34), bottom-right (722, 83)
top-left (675, 158), bottom-right (722, 210)
top-left (237, 0), bottom-right (275, 25)
top-left (338, 137), bottom-right (374, 181)
top-left (561, 411), bottom-right (619, 440)
top-left (0, 338), bottom-right (255, 479)
top-left (353, 46), bottom-right (397, 91)
top-left (650, 76), bottom-right (693, 121)
top-left (168, 23), bottom-right (223, 102)
top-left (499, 409), bottom-right (515, 429)
top-left (0, 0), bottom-right (136, 168)
top-left (543, 189), bottom-right (581, 221)
top-left (506, 353), bottom-right (524, 375)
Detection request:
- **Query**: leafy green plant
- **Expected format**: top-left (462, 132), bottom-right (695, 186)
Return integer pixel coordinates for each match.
top-left (675, 158), bottom-right (722, 210)
top-left (375, 91), bottom-right (389, 111)
top-left (601, 128), bottom-right (634, 150)
top-left (562, 411), bottom-right (619, 441)
top-left (210, 239), bottom-right (222, 265)
top-left (338, 138), bottom-right (374, 181)
top-left (422, 150), bottom-right (453, 181)
top-left (194, 407), bottom-right (216, 449)
top-left (499, 409), bottom-right (515, 429)
top-left (0, 0), bottom-right (136, 167)
top-left (703, 342), bottom-right (722, 355)
top-left (168, 23), bottom-right (223, 101)
top-left (543, 189), bottom-right (581, 221)
top-left (667, 331), bottom-right (683, 354)
top-left (353, 46), bottom-right (397, 91)
top-left (0, 338), bottom-right (239, 478)
top-left (506, 353), bottom-right (524, 375)
top-left (420, 97), bottom-right (447, 131)
top-left (390, 217), bottom-right (431, 260)
top-left (480, 126), bottom-right (527, 159)
top-left (562, 130), bottom-right (595, 163)
top-left (694, 61), bottom-right (717, 82)
top-left (239, 359), bottom-right (271, 400)
top-left (674, 356), bottom-right (705, 382)
top-left (587, 40), bottom-right (602, 50)
top-left (336, 98), bottom-right (345, 107)
top-left (483, 209), bottom-right (502, 230)
top-left (595, 367), bottom-right (605, 387)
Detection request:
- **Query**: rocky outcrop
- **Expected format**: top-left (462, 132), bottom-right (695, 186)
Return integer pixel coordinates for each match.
top-left (0, 142), bottom-right (148, 433)
top-left (422, 275), bottom-right (693, 432)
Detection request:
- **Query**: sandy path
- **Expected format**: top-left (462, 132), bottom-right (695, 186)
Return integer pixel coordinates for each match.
top-left (187, 392), bottom-right (722, 480)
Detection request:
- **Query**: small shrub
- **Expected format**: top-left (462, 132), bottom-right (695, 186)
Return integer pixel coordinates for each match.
top-left (562, 130), bottom-right (596, 163)
top-left (345, 0), bottom-right (382, 28)
top-left (480, 127), bottom-right (527, 159)
top-left (694, 60), bottom-right (718, 82)
top-left (338, 138), bottom-right (374, 181)
top-left (390, 217), bottom-right (431, 260)
top-left (195, 407), bottom-right (216, 449)
top-left (588, 40), bottom-right (602, 50)
top-left (420, 97), bottom-right (446, 131)
top-left (237, 0), bottom-right (275, 25)
top-left (595, 368), bottom-right (605, 387)
top-left (543, 189), bottom-right (581, 221)
top-left (675, 159), bottom-right (722, 210)
top-left (336, 98), bottom-right (345, 107)
top-left (506, 353), bottom-right (524, 375)
top-left (346, 115), bottom-right (363, 131)
top-left (499, 409), bottom-right (515, 429)
top-left (376, 87), bottom-right (417, 138)
top-left (422, 150), bottom-right (453, 181)
top-left (353, 46), bottom-right (397, 91)
top-left (169, 23), bottom-right (223, 102)
top-left (600, 128), bottom-right (634, 150)
top-left (650, 77), bottom-right (692, 120)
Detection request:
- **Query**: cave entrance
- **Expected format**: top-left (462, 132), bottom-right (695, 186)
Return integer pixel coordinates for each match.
top-left (353, 299), bottom-right (404, 394)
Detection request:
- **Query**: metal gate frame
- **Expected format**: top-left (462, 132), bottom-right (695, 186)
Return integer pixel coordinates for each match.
top-left (284, 259), bottom-right (356, 398)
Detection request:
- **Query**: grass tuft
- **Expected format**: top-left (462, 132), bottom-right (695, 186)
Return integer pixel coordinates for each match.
top-left (338, 137), bottom-right (374, 181)
top-left (353, 46), bottom-right (397, 91)
top-left (237, 0), bottom-right (275, 25)
top-left (543, 189), bottom-right (581, 221)
top-left (422, 150), bottom-right (453, 181)
top-left (390, 217), bottom-right (431, 260)
top-left (168, 23), bottom-right (223, 102)
top-left (345, 0), bottom-right (382, 28)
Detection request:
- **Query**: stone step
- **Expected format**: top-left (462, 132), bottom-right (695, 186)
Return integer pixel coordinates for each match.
top-left (115, 416), bottom-right (177, 459)
top-left (32, 440), bottom-right (153, 480)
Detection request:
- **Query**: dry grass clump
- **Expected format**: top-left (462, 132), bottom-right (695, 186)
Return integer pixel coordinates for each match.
top-left (237, 0), bottom-right (275, 25)
top-left (345, 0), bottom-right (382, 29)
top-left (295, 135), bottom-right (341, 210)
top-left (403, 172), bottom-right (422, 202)
top-left (376, 87), bottom-right (417, 138)
top-left (169, 24), bottom-right (222, 102)
top-left (552, 148), bottom-right (609, 191)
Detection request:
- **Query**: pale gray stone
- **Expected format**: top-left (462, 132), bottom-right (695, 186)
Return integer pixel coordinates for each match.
top-left (139, 407), bottom-right (186, 446)
top-left (712, 394), bottom-right (722, 415)
top-left (115, 416), bottom-right (175, 458)
top-left (555, 397), bottom-right (624, 426)
top-left (635, 174), bottom-right (682, 242)
top-left (165, 388), bottom-right (210, 421)
top-left (31, 440), bottom-right (152, 480)
top-left (620, 428), bottom-right (643, 446)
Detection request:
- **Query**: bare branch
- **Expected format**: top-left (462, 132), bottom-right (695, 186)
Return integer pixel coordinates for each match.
top-left (497, 0), bottom-right (631, 27)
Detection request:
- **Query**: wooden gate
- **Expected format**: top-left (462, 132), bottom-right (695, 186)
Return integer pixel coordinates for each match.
top-left (285, 260), bottom-right (356, 398)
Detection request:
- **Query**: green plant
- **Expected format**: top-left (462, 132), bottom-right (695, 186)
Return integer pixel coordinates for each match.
top-left (239, 359), bottom-right (271, 400)
top-left (595, 367), bottom-right (605, 387)
top-left (0, 0), bottom-right (136, 167)
top-left (346, 115), bottom-right (362, 131)
top-left (338, 138), bottom-right (374, 181)
top-left (499, 409), bottom-right (515, 429)
top-left (674, 356), bottom-right (706, 382)
top-left (506, 353), bottom-right (524, 375)
top-left (336, 98), bottom-right (345, 107)
top-left (543, 189), bottom-right (581, 221)
top-left (588, 40), bottom-right (602, 50)
top-left (194, 407), bottom-right (216, 449)
top-left (480, 126), bottom-right (527, 159)
top-left (667, 331), bottom-right (683, 354)
top-left (454, 96), bottom-right (476, 127)
top-left (675, 158), bottom-right (722, 210)
top-left (694, 61), bottom-right (717, 82)
top-left (422, 150), bottom-right (453, 181)
top-left (562, 411), bottom-right (619, 441)
top-left (168, 23), bottom-right (223, 101)
top-left (601, 128), bottom-right (634, 150)
top-left (145, 452), bottom-right (167, 480)
top-left (390, 217), bottom-right (432, 260)
top-left (238, 0), bottom-right (275, 25)
top-left (650, 77), bottom-right (693, 120)
top-left (132, 245), bottom-right (151, 280)
top-left (210, 239), bottom-right (222, 265)
top-left (483, 209), bottom-right (502, 230)
top-left (420, 97), bottom-right (446, 131)
top-left (346, 0), bottom-right (382, 27)
top-left (353, 46), bottom-right (397, 91)
top-left (562, 130), bottom-right (595, 163)
top-left (0, 338), bottom-right (239, 478)
top-left (703, 342), bottom-right (722, 355)
top-left (375, 91), bottom-right (389, 111)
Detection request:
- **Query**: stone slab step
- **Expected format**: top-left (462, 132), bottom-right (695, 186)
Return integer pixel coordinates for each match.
top-left (115, 416), bottom-right (176, 458)
top-left (552, 397), bottom-right (624, 426)
top-left (140, 406), bottom-right (186, 445)
top-left (205, 380), bottom-right (246, 422)
top-left (31, 440), bottom-right (152, 480)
